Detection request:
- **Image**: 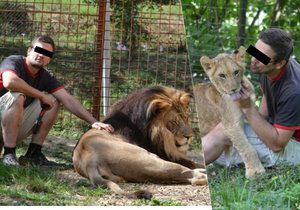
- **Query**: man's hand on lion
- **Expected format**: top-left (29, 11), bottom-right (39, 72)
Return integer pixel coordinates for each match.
top-left (92, 122), bottom-right (114, 133)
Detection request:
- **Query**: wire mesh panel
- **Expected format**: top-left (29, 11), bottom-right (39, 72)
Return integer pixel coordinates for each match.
top-left (0, 0), bottom-right (102, 132)
top-left (109, 0), bottom-right (191, 101)
top-left (0, 0), bottom-right (199, 139)
top-left (108, 0), bottom-right (200, 141)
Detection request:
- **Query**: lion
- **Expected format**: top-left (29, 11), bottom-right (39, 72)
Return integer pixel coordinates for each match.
top-left (73, 86), bottom-right (207, 199)
top-left (193, 46), bottom-right (265, 179)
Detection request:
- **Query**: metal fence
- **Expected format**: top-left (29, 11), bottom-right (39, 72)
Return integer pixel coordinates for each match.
top-left (0, 0), bottom-right (199, 139)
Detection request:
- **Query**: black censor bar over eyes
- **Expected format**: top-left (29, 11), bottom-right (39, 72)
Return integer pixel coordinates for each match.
top-left (34, 46), bottom-right (54, 58)
top-left (246, 45), bottom-right (271, 65)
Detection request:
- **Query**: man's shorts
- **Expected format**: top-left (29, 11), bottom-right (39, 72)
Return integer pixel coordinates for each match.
top-left (0, 92), bottom-right (41, 144)
top-left (215, 123), bottom-right (300, 167)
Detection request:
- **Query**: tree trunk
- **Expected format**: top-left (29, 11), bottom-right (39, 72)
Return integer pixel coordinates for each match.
top-left (270, 0), bottom-right (287, 27)
top-left (237, 0), bottom-right (247, 47)
top-left (247, 8), bottom-right (262, 33)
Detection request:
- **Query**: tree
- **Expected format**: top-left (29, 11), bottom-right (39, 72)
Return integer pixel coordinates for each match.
top-left (237, 0), bottom-right (247, 47)
top-left (270, 0), bottom-right (288, 26)
top-left (182, 0), bottom-right (300, 84)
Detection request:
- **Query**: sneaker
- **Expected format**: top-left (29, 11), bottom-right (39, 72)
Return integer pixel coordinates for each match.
top-left (19, 153), bottom-right (58, 167)
top-left (2, 153), bottom-right (19, 166)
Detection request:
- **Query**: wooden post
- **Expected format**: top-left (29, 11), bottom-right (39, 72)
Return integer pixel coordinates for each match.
top-left (92, 0), bottom-right (106, 120)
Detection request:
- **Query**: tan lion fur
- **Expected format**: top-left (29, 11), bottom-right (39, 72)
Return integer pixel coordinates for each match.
top-left (194, 46), bottom-right (265, 179)
top-left (73, 86), bottom-right (207, 199)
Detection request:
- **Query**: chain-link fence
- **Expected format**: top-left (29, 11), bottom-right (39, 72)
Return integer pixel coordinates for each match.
top-left (0, 0), bottom-right (201, 141)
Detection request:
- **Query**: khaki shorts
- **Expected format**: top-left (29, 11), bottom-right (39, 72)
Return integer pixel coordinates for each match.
top-left (0, 92), bottom-right (41, 144)
top-left (215, 123), bottom-right (300, 167)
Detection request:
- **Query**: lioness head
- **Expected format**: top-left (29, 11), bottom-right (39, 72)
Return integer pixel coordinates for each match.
top-left (200, 46), bottom-right (246, 96)
top-left (146, 87), bottom-right (194, 160)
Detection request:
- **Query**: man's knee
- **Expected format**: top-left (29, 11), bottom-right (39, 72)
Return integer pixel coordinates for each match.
top-left (13, 94), bottom-right (26, 109)
top-left (1, 93), bottom-right (26, 119)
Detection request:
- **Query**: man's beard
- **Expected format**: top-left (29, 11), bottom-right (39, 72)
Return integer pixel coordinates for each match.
top-left (30, 62), bottom-right (43, 69)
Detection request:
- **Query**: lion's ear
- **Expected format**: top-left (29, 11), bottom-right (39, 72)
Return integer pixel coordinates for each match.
top-left (147, 99), bottom-right (172, 119)
top-left (200, 56), bottom-right (214, 73)
top-left (180, 92), bottom-right (192, 108)
top-left (233, 46), bottom-right (246, 62)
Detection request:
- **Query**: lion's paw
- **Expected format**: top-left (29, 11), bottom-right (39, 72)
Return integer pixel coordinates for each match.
top-left (246, 166), bottom-right (265, 179)
top-left (191, 169), bottom-right (208, 185)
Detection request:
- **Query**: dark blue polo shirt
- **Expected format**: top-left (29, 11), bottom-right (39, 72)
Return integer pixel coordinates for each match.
top-left (260, 58), bottom-right (300, 142)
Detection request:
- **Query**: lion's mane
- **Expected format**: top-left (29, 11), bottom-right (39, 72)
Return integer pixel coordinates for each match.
top-left (102, 86), bottom-right (192, 164)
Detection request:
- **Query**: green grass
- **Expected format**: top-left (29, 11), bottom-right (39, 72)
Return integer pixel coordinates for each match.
top-left (0, 162), bottom-right (188, 205)
top-left (0, 141), bottom-right (195, 206)
top-left (207, 164), bottom-right (300, 210)
top-left (131, 198), bottom-right (183, 206)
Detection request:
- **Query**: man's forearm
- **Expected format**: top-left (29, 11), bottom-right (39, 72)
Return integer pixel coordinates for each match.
top-left (60, 94), bottom-right (97, 125)
top-left (243, 106), bottom-right (284, 151)
top-left (5, 76), bottom-right (45, 100)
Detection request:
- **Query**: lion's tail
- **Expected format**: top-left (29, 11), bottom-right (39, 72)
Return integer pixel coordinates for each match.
top-left (86, 166), bottom-right (152, 200)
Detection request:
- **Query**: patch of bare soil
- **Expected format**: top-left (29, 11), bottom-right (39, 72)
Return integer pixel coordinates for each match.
top-left (43, 136), bottom-right (212, 206)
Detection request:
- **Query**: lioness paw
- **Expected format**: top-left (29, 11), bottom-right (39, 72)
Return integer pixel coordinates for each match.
top-left (246, 167), bottom-right (266, 179)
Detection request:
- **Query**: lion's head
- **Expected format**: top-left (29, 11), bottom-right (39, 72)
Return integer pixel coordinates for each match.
top-left (103, 86), bottom-right (193, 163)
top-left (200, 46), bottom-right (246, 96)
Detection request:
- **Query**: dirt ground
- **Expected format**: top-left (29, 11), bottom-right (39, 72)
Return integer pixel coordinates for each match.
top-left (41, 136), bottom-right (212, 206)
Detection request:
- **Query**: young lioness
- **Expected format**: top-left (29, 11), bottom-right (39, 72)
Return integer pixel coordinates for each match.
top-left (194, 46), bottom-right (265, 179)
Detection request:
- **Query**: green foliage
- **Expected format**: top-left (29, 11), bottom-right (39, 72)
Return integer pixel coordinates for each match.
top-left (207, 164), bottom-right (300, 209)
top-left (108, 0), bottom-right (179, 54)
top-left (0, 163), bottom-right (111, 205)
top-left (182, 0), bottom-right (300, 84)
top-left (131, 197), bottom-right (183, 206)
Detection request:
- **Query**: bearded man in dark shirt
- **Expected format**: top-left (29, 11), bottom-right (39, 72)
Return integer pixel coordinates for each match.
top-left (0, 35), bottom-right (113, 166)
top-left (203, 28), bottom-right (300, 167)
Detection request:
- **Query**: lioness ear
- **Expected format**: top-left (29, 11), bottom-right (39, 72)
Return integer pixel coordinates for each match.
top-left (200, 56), bottom-right (214, 73)
top-left (233, 46), bottom-right (246, 62)
top-left (147, 99), bottom-right (172, 119)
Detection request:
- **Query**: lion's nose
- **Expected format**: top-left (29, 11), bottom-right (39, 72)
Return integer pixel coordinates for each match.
top-left (183, 130), bottom-right (193, 139)
top-left (181, 125), bottom-right (193, 139)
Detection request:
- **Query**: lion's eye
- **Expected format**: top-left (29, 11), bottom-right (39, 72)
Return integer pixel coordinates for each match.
top-left (219, 73), bottom-right (226, 79)
top-left (234, 70), bottom-right (240, 76)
